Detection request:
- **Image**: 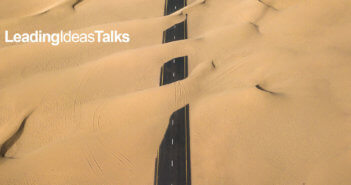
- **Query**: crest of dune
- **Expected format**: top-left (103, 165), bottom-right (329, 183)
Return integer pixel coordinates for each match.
top-left (0, 0), bottom-right (350, 184)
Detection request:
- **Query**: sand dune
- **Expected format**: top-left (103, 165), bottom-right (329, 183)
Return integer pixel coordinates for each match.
top-left (0, 0), bottom-right (351, 184)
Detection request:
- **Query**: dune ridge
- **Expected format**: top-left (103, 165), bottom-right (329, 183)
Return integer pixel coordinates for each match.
top-left (0, 0), bottom-right (350, 184)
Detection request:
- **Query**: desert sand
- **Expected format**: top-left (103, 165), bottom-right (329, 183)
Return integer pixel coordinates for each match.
top-left (0, 0), bottom-right (351, 184)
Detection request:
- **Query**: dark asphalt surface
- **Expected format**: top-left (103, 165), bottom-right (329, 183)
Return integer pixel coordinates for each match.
top-left (155, 106), bottom-right (191, 185)
top-left (164, 0), bottom-right (187, 15)
top-left (159, 56), bottom-right (188, 86)
top-left (163, 18), bottom-right (188, 43)
top-left (154, 0), bottom-right (191, 185)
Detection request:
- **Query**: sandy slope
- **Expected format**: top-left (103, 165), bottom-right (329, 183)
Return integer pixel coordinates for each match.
top-left (0, 0), bottom-right (351, 184)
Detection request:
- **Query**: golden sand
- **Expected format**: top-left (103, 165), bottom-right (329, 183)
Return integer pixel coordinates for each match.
top-left (0, 0), bottom-right (350, 184)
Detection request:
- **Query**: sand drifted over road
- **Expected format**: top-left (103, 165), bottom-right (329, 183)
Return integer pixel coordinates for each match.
top-left (0, 0), bottom-right (351, 184)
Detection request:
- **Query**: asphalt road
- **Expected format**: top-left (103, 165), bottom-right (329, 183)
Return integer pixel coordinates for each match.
top-left (159, 56), bottom-right (188, 86)
top-left (155, 106), bottom-right (191, 185)
top-left (154, 0), bottom-right (191, 185)
top-left (162, 18), bottom-right (188, 43)
top-left (164, 0), bottom-right (187, 15)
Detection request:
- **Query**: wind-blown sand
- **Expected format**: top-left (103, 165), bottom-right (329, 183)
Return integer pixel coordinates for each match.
top-left (0, 0), bottom-right (351, 184)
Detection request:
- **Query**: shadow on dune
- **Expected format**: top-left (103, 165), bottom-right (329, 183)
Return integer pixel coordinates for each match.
top-left (256, 84), bottom-right (277, 95)
top-left (72, 0), bottom-right (84, 10)
top-left (0, 113), bottom-right (32, 158)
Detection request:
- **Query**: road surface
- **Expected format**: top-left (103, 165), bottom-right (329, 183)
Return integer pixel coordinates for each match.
top-left (154, 0), bottom-right (191, 185)
top-left (164, 0), bottom-right (187, 15)
top-left (155, 105), bottom-right (191, 185)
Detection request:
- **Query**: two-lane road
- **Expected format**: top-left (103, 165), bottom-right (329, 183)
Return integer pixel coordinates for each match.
top-left (154, 0), bottom-right (191, 185)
